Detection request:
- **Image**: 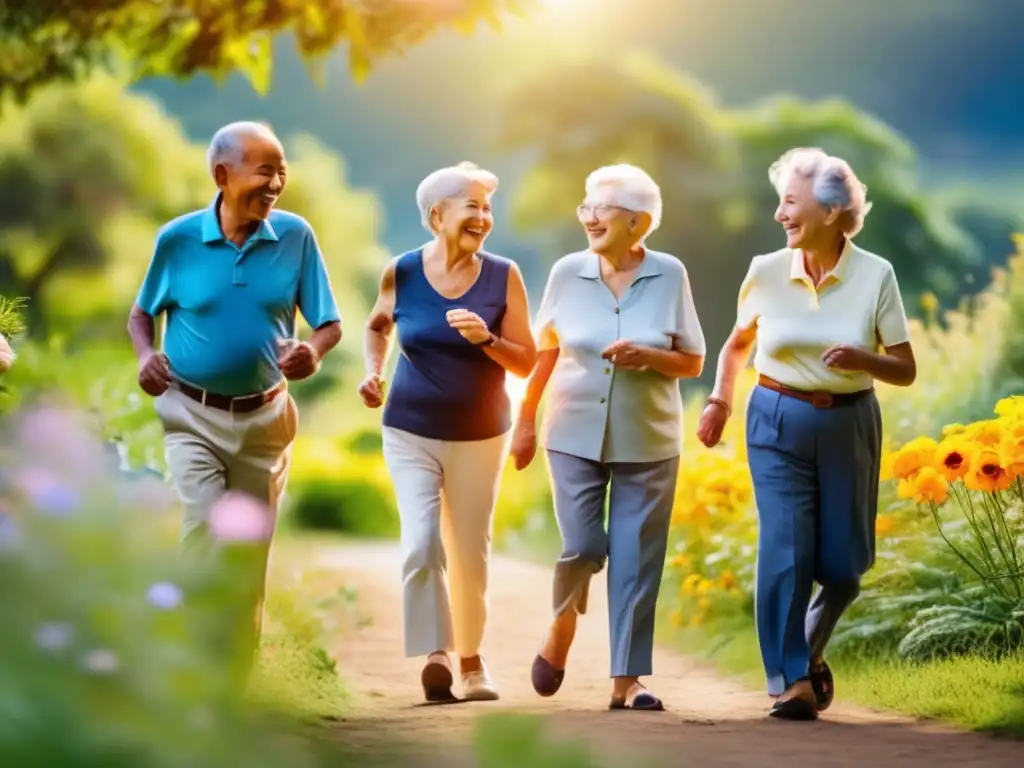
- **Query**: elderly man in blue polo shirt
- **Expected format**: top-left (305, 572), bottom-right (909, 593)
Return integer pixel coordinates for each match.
top-left (128, 121), bottom-right (341, 678)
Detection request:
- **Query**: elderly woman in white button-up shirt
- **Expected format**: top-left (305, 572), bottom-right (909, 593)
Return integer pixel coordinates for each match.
top-left (511, 164), bottom-right (706, 711)
top-left (698, 147), bottom-right (916, 721)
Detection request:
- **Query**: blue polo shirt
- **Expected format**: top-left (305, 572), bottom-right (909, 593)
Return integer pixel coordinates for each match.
top-left (135, 197), bottom-right (341, 396)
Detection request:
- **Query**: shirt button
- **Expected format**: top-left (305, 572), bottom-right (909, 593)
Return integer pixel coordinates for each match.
top-left (600, 397), bottom-right (606, 404)
top-left (614, 307), bottom-right (620, 314)
top-left (604, 367), bottom-right (611, 374)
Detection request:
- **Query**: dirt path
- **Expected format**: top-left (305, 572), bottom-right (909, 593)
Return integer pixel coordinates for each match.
top-left (314, 540), bottom-right (1023, 766)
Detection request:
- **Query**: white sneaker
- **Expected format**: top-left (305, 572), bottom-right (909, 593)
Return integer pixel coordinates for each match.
top-left (462, 658), bottom-right (500, 701)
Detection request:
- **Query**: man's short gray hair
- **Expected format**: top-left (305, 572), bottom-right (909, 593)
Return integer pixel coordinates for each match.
top-left (768, 147), bottom-right (872, 237)
top-left (206, 121), bottom-right (280, 177)
top-left (415, 161), bottom-right (499, 233)
top-left (585, 164), bottom-right (663, 237)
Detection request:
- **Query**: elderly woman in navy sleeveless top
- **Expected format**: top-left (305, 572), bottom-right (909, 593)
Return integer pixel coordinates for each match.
top-left (511, 164), bottom-right (706, 711)
top-left (358, 161), bottom-right (537, 703)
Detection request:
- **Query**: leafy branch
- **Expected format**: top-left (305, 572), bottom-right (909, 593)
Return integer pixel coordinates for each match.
top-left (0, 295), bottom-right (28, 338)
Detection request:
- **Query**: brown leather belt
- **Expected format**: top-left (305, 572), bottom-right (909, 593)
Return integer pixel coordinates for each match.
top-left (175, 379), bottom-right (286, 413)
top-left (757, 375), bottom-right (872, 409)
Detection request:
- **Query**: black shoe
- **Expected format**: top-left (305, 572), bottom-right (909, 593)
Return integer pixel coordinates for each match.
top-left (531, 653), bottom-right (565, 697)
top-left (769, 696), bottom-right (819, 721)
top-left (610, 691), bottom-right (665, 711)
top-left (810, 661), bottom-right (834, 712)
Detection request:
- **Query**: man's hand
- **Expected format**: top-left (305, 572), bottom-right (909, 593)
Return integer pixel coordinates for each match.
top-left (446, 309), bottom-right (491, 345)
top-left (601, 340), bottom-right (649, 370)
top-left (138, 350), bottom-right (171, 396)
top-left (278, 341), bottom-right (321, 381)
top-left (821, 344), bottom-right (871, 372)
top-left (358, 373), bottom-right (386, 408)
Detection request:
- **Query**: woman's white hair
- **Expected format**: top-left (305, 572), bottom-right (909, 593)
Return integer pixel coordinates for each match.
top-left (415, 161), bottom-right (499, 233)
top-left (585, 164), bottom-right (663, 237)
top-left (768, 147), bottom-right (872, 237)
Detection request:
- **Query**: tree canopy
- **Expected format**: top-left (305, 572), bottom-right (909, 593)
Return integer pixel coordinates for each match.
top-left (0, 0), bottom-right (533, 102)
top-left (496, 52), bottom-right (1021, 358)
top-left (0, 75), bottom-right (386, 345)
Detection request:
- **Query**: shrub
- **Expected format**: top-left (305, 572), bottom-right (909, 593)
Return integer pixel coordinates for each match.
top-left (283, 435), bottom-right (398, 537)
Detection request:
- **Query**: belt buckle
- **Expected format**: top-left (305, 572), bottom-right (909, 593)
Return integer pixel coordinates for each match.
top-left (811, 391), bottom-right (833, 409)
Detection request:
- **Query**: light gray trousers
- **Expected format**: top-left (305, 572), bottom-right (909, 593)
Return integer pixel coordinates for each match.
top-left (546, 449), bottom-right (679, 678)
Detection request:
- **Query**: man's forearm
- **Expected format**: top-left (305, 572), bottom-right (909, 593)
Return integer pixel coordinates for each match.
top-left (128, 306), bottom-right (157, 360)
top-left (309, 320), bottom-right (342, 360)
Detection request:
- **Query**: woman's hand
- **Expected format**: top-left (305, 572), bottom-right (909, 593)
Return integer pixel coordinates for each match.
top-left (447, 308), bottom-right (491, 345)
top-left (510, 419), bottom-right (538, 470)
top-left (697, 401), bottom-right (729, 448)
top-left (357, 372), bottom-right (385, 408)
top-left (601, 340), bottom-right (649, 370)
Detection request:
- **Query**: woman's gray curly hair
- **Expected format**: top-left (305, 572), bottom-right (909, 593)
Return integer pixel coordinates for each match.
top-left (769, 147), bottom-right (872, 237)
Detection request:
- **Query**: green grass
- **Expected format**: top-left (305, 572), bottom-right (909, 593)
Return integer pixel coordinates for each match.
top-left (248, 540), bottom-right (352, 721)
top-left (660, 618), bottom-right (1024, 737)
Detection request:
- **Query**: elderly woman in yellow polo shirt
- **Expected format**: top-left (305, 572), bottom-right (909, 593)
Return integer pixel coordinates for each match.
top-left (697, 147), bottom-right (916, 721)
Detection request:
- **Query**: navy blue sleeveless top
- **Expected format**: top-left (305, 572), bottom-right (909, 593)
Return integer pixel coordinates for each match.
top-left (382, 248), bottom-right (512, 441)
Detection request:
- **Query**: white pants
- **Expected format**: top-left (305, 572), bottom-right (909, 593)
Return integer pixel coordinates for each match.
top-left (381, 426), bottom-right (510, 659)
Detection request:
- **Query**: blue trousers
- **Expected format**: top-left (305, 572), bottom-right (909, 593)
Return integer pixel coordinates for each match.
top-left (546, 450), bottom-right (679, 678)
top-left (746, 385), bottom-right (881, 696)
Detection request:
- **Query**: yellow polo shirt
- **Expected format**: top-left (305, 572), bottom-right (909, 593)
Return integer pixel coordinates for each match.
top-left (736, 241), bottom-right (910, 393)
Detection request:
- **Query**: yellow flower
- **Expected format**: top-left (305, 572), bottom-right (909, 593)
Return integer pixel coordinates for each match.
top-left (719, 570), bottom-right (738, 591)
top-left (875, 514), bottom-right (895, 536)
top-left (920, 292), bottom-right (938, 313)
top-left (994, 396), bottom-right (1024, 420)
top-left (910, 466), bottom-right (949, 505)
top-left (669, 609), bottom-right (686, 627)
top-left (934, 437), bottom-right (971, 482)
top-left (695, 577), bottom-right (713, 596)
top-left (966, 419), bottom-right (1002, 446)
top-left (942, 423), bottom-right (968, 438)
top-left (896, 477), bottom-right (916, 499)
top-left (963, 446), bottom-right (1012, 493)
top-left (880, 451), bottom-right (895, 482)
top-left (892, 436), bottom-right (939, 479)
top-left (698, 596), bottom-right (712, 613)
top-left (681, 573), bottom-right (702, 596)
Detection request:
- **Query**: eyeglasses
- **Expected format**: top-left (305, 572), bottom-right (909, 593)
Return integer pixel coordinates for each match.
top-left (576, 203), bottom-right (631, 220)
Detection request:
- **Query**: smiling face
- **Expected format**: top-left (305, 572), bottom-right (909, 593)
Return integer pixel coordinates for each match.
top-left (774, 172), bottom-right (839, 250)
top-left (578, 183), bottom-right (648, 255)
top-left (215, 132), bottom-right (287, 223)
top-left (434, 180), bottom-right (494, 252)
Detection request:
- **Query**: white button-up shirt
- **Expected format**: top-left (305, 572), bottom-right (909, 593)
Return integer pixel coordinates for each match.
top-left (534, 249), bottom-right (706, 463)
top-left (737, 241), bottom-right (911, 393)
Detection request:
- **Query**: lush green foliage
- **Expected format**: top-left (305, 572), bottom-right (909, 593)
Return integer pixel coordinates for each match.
top-left (0, 0), bottom-right (536, 102)
top-left (0, 404), bottom-right (351, 765)
top-left (496, 52), bottom-right (1024, 358)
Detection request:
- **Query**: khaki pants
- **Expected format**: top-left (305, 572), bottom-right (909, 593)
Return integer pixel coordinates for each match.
top-left (381, 426), bottom-right (510, 659)
top-left (155, 385), bottom-right (298, 681)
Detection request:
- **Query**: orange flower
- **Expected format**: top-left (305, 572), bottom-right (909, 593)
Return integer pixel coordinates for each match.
top-left (891, 437), bottom-right (939, 479)
top-left (910, 466), bottom-right (949, 505)
top-left (875, 514), bottom-right (895, 536)
top-left (963, 446), bottom-right (1012, 493)
top-left (934, 437), bottom-right (971, 482)
top-left (966, 419), bottom-right (1002, 446)
top-left (999, 420), bottom-right (1024, 479)
top-left (719, 570), bottom-right (738, 591)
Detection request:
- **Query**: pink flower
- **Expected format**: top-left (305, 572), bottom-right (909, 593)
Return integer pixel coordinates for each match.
top-left (208, 492), bottom-right (274, 542)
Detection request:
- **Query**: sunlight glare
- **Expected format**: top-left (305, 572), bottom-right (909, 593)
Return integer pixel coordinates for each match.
top-left (505, 373), bottom-right (528, 410)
